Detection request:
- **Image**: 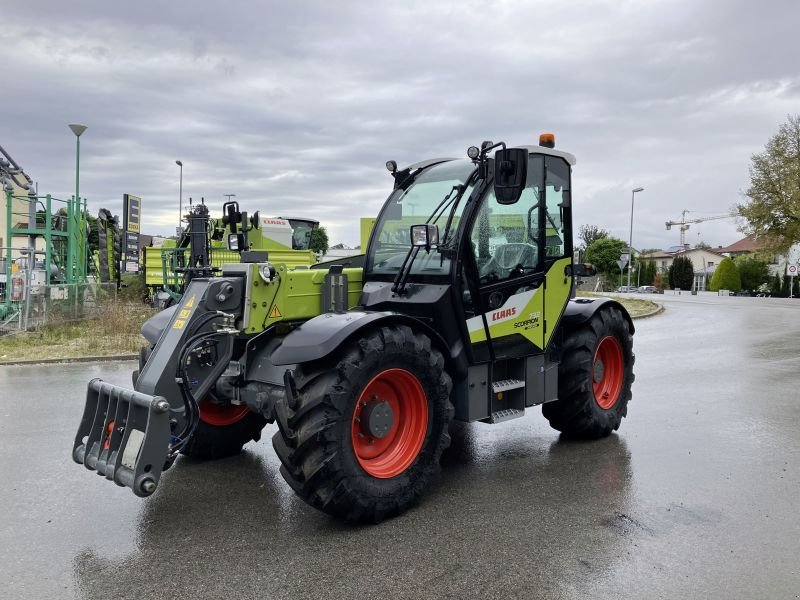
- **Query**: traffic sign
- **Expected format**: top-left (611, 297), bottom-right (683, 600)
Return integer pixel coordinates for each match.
top-left (616, 260), bottom-right (627, 272)
top-left (787, 264), bottom-right (799, 277)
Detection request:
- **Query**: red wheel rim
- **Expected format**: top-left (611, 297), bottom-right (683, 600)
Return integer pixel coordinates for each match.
top-left (198, 398), bottom-right (250, 426)
top-left (351, 368), bottom-right (429, 479)
top-left (592, 336), bottom-right (624, 410)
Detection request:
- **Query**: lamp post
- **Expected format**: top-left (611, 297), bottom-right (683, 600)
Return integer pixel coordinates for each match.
top-left (224, 193), bottom-right (236, 203)
top-left (175, 160), bottom-right (183, 235)
top-left (68, 124), bottom-right (87, 203)
top-left (68, 124), bottom-right (87, 284)
top-left (628, 186), bottom-right (644, 289)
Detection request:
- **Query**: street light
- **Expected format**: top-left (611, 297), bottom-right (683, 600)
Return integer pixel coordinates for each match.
top-left (68, 124), bottom-right (87, 204)
top-left (628, 186), bottom-right (644, 289)
top-left (68, 124), bottom-right (87, 283)
top-left (176, 160), bottom-right (183, 235)
top-left (224, 193), bottom-right (236, 203)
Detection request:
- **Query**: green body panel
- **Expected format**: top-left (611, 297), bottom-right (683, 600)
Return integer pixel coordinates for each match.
top-left (467, 256), bottom-right (572, 350)
top-left (143, 245), bottom-right (317, 287)
top-left (242, 265), bottom-right (364, 334)
top-left (542, 257), bottom-right (573, 347)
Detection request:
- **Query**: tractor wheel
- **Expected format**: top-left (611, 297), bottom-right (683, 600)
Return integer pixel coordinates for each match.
top-left (543, 307), bottom-right (635, 438)
top-left (132, 344), bottom-right (266, 459)
top-left (180, 396), bottom-right (267, 460)
top-left (272, 325), bottom-right (453, 523)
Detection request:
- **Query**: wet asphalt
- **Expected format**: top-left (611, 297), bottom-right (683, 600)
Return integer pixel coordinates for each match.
top-left (1, 293), bottom-right (799, 599)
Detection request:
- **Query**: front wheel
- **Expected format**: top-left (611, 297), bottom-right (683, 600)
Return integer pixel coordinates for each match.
top-left (180, 397), bottom-right (267, 460)
top-left (543, 307), bottom-right (635, 438)
top-left (272, 325), bottom-right (453, 522)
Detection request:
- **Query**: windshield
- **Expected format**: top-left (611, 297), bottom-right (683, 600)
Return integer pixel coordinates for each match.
top-left (286, 219), bottom-right (317, 250)
top-left (367, 160), bottom-right (477, 276)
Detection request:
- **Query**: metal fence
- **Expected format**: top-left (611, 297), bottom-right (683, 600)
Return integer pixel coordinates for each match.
top-left (0, 280), bottom-right (119, 335)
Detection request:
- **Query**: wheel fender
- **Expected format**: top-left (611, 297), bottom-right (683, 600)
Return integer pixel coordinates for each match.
top-left (270, 311), bottom-right (455, 368)
top-left (141, 305), bottom-right (178, 345)
top-left (563, 297), bottom-right (635, 334)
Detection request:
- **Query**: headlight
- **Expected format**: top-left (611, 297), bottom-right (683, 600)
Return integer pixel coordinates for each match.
top-left (259, 263), bottom-right (274, 283)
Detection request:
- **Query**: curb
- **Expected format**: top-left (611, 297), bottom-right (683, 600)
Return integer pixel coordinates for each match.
top-left (632, 303), bottom-right (665, 319)
top-left (0, 354), bottom-right (138, 367)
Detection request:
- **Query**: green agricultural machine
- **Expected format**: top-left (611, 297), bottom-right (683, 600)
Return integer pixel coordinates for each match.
top-left (73, 135), bottom-right (635, 522)
top-left (144, 200), bottom-right (320, 306)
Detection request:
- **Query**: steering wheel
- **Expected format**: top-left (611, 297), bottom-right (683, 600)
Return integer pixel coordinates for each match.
top-left (493, 243), bottom-right (538, 270)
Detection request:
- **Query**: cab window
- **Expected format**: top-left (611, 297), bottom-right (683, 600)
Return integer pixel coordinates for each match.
top-left (469, 156), bottom-right (543, 285)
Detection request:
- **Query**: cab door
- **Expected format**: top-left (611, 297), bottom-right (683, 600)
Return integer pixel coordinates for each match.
top-left (461, 153), bottom-right (574, 360)
top-left (463, 155), bottom-right (546, 360)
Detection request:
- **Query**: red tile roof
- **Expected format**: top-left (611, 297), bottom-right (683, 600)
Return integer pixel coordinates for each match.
top-left (718, 236), bottom-right (765, 254)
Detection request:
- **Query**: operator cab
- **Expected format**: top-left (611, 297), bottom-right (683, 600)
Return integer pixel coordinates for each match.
top-left (279, 217), bottom-right (320, 250)
top-left (362, 135), bottom-right (576, 365)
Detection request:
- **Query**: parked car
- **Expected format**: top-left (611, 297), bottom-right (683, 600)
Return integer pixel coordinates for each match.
top-left (616, 286), bottom-right (639, 293)
top-left (638, 285), bottom-right (658, 294)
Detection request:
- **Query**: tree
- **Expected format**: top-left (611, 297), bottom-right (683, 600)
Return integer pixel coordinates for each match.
top-left (309, 226), bottom-right (329, 255)
top-left (781, 273), bottom-right (791, 297)
top-left (738, 114), bottom-right (800, 254)
top-left (737, 257), bottom-right (770, 292)
top-left (578, 224), bottom-right (608, 250)
top-left (709, 257), bottom-right (741, 292)
top-left (640, 260), bottom-right (656, 286)
top-left (585, 237), bottom-right (628, 284)
top-left (669, 255), bottom-right (694, 290)
top-left (770, 273), bottom-right (782, 296)
top-left (653, 271), bottom-right (665, 291)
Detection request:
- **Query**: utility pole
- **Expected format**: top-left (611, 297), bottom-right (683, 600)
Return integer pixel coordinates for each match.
top-left (627, 187), bottom-right (644, 289)
top-left (176, 160), bottom-right (183, 235)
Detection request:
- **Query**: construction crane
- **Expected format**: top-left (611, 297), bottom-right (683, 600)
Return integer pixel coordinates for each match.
top-left (665, 210), bottom-right (735, 247)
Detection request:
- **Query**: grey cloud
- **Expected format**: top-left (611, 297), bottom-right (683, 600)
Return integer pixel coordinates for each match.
top-left (3, 0), bottom-right (799, 248)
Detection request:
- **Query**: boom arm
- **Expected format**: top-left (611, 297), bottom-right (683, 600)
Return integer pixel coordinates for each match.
top-left (665, 210), bottom-right (734, 246)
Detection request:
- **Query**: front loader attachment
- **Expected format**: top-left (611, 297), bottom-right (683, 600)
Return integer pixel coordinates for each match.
top-left (72, 378), bottom-right (172, 497)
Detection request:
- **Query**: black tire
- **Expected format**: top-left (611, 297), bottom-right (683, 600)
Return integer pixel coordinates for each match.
top-left (180, 407), bottom-right (267, 460)
top-left (543, 307), bottom-right (635, 438)
top-left (134, 345), bottom-right (266, 460)
top-left (272, 324), bottom-right (453, 523)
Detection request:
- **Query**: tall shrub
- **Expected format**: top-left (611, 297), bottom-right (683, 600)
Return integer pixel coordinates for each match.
top-left (709, 257), bottom-right (742, 292)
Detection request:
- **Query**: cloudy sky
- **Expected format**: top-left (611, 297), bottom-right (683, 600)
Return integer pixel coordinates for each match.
top-left (3, 0), bottom-right (799, 250)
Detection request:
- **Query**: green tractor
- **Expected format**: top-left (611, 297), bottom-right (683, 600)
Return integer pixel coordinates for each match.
top-left (73, 135), bottom-right (635, 522)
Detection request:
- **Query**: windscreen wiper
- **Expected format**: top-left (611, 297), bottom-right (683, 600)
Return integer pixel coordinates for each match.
top-left (391, 185), bottom-right (462, 294)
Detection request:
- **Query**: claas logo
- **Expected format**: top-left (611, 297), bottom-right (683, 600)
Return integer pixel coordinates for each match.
top-left (491, 307), bottom-right (516, 321)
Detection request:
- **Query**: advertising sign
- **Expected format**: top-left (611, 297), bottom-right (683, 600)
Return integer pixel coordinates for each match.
top-left (123, 194), bottom-right (141, 233)
top-left (122, 194), bottom-right (142, 273)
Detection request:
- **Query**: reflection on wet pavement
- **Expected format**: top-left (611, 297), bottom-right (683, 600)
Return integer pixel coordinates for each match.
top-left (2, 294), bottom-right (799, 599)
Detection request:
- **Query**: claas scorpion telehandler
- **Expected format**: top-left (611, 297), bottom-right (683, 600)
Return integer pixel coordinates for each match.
top-left (73, 134), bottom-right (635, 522)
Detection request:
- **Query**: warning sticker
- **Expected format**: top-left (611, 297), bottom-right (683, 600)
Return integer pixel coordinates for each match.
top-left (178, 309), bottom-right (191, 319)
top-left (184, 295), bottom-right (196, 308)
top-left (173, 319), bottom-right (186, 330)
top-left (268, 305), bottom-right (283, 319)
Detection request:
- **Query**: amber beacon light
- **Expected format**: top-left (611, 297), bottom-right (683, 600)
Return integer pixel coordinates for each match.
top-left (539, 132), bottom-right (556, 148)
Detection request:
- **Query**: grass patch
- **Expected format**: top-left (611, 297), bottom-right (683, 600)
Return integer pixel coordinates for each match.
top-left (0, 303), bottom-right (155, 362)
top-left (577, 292), bottom-right (661, 318)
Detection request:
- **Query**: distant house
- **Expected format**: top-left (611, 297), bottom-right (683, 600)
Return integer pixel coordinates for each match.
top-left (717, 236), bottom-right (773, 260)
top-left (640, 246), bottom-right (727, 291)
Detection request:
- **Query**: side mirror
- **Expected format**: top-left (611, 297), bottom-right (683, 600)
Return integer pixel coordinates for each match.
top-left (222, 201), bottom-right (241, 233)
top-left (410, 224), bottom-right (439, 251)
top-left (228, 233), bottom-right (245, 252)
top-left (494, 148), bottom-right (527, 205)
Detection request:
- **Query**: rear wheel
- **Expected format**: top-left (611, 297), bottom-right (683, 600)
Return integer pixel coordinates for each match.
top-left (543, 307), bottom-right (634, 438)
top-left (272, 325), bottom-right (453, 522)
